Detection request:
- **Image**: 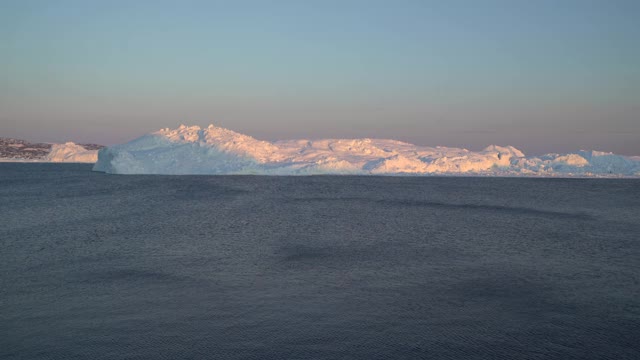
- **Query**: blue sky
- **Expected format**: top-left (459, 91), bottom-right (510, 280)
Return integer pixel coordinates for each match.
top-left (1, 0), bottom-right (639, 154)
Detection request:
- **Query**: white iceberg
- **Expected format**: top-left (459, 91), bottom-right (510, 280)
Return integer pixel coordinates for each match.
top-left (45, 142), bottom-right (99, 163)
top-left (93, 124), bottom-right (640, 177)
top-left (0, 138), bottom-right (99, 163)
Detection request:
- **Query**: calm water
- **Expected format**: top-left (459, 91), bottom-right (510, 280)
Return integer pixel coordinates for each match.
top-left (1, 164), bottom-right (639, 360)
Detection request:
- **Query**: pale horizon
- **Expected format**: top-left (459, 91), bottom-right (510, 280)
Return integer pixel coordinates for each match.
top-left (1, 1), bottom-right (639, 155)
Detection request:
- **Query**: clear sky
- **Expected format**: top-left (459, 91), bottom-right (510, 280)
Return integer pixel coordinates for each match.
top-left (1, 0), bottom-right (639, 155)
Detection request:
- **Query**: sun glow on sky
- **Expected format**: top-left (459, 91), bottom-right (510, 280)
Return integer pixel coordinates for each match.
top-left (1, 0), bottom-right (639, 154)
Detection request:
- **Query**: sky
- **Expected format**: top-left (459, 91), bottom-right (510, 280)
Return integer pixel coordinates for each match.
top-left (1, 0), bottom-right (639, 155)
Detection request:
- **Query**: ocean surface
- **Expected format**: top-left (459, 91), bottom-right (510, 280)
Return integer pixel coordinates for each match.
top-left (1, 163), bottom-right (639, 360)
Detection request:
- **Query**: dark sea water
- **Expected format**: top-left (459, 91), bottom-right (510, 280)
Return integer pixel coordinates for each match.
top-left (1, 163), bottom-right (639, 360)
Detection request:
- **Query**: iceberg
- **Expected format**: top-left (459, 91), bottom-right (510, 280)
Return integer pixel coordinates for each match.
top-left (45, 142), bottom-right (100, 163)
top-left (0, 138), bottom-right (100, 163)
top-left (93, 124), bottom-right (640, 177)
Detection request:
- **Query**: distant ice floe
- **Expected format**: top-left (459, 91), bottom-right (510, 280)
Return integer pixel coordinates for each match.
top-left (93, 124), bottom-right (640, 177)
top-left (45, 143), bottom-right (99, 163)
top-left (0, 139), bottom-right (99, 163)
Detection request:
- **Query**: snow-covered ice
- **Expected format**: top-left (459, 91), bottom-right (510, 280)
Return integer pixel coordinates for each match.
top-left (45, 142), bottom-right (99, 163)
top-left (93, 124), bottom-right (640, 177)
top-left (0, 139), bottom-right (99, 163)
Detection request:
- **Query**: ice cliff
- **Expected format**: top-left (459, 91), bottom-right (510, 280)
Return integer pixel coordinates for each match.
top-left (93, 124), bottom-right (640, 177)
top-left (44, 142), bottom-right (100, 163)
